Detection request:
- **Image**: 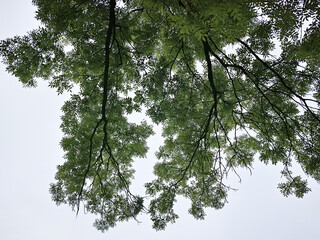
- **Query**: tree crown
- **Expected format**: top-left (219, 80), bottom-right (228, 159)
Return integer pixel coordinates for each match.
top-left (1, 0), bottom-right (319, 231)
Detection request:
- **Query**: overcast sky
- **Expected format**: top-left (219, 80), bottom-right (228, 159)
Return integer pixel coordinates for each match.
top-left (1, 1), bottom-right (320, 240)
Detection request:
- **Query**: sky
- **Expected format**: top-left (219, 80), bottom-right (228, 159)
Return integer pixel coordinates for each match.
top-left (0, 1), bottom-right (320, 240)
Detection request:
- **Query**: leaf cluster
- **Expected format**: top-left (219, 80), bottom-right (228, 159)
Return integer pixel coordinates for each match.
top-left (0, 0), bottom-right (319, 231)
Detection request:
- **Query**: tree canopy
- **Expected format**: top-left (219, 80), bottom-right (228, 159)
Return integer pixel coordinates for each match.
top-left (0, 0), bottom-right (319, 231)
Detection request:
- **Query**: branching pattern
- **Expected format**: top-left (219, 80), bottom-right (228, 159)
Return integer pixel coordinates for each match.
top-left (0, 0), bottom-right (319, 232)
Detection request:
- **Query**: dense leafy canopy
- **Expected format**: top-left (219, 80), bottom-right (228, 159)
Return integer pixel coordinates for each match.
top-left (1, 0), bottom-right (319, 231)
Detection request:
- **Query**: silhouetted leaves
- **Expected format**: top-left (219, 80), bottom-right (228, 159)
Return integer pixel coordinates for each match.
top-left (1, 0), bottom-right (319, 231)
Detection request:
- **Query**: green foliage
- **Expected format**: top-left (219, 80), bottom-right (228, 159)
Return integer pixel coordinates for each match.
top-left (1, 0), bottom-right (319, 231)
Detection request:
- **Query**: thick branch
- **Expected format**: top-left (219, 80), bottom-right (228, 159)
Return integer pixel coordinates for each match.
top-left (76, 0), bottom-right (116, 214)
top-left (202, 38), bottom-right (218, 104)
top-left (101, 0), bottom-right (116, 120)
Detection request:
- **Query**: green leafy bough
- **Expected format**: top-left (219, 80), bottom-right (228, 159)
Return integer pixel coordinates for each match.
top-left (1, 0), bottom-right (319, 231)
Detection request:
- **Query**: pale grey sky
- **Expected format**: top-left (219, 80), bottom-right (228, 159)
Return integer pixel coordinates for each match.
top-left (0, 1), bottom-right (319, 239)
